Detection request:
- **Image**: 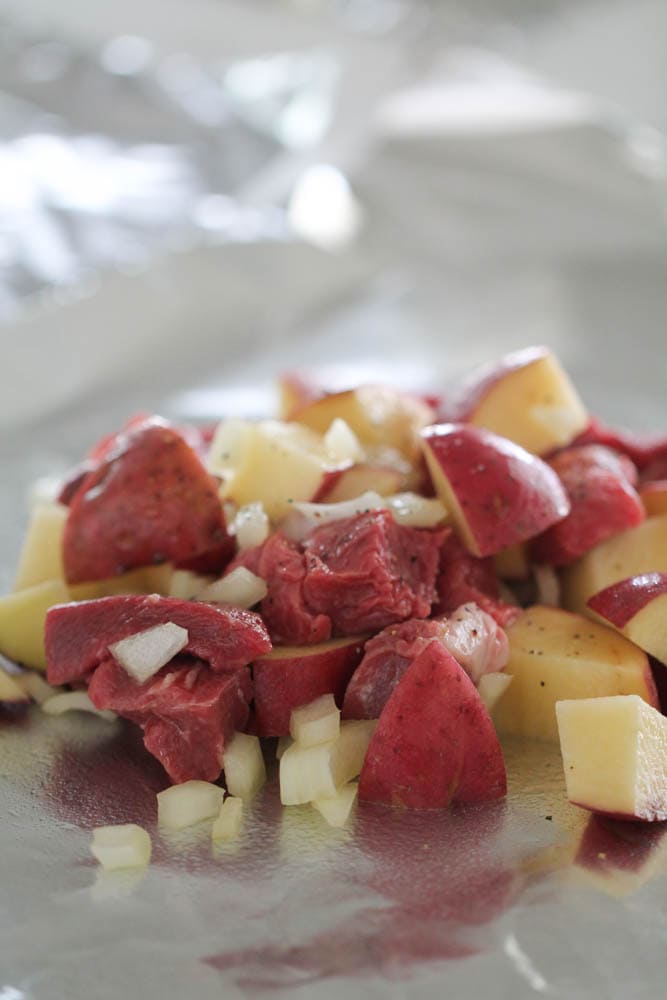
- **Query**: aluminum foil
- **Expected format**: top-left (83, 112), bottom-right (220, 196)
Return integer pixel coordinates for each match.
top-left (2, 2), bottom-right (667, 997)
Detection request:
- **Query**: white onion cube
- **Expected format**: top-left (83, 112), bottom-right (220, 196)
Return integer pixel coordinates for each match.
top-left (198, 567), bottom-right (267, 609)
top-left (281, 491), bottom-right (384, 541)
top-left (157, 780), bottom-right (225, 830)
top-left (478, 672), bottom-right (513, 715)
top-left (222, 732), bottom-right (266, 801)
top-left (279, 719), bottom-right (376, 806)
top-left (15, 671), bottom-right (60, 705)
top-left (211, 797), bottom-right (244, 842)
top-left (312, 783), bottom-right (358, 828)
top-left (386, 492), bottom-right (447, 528)
top-left (109, 622), bottom-right (189, 684)
top-left (233, 502), bottom-right (270, 550)
top-left (290, 694), bottom-right (340, 748)
top-left (324, 419), bottom-right (364, 463)
top-left (42, 691), bottom-right (117, 722)
top-left (91, 824), bottom-right (152, 870)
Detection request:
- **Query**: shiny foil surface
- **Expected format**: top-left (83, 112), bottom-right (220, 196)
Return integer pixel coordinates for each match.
top-left (2, 2), bottom-right (667, 996)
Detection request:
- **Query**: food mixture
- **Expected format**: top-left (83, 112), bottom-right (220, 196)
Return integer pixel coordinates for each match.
top-left (2, 345), bottom-right (667, 867)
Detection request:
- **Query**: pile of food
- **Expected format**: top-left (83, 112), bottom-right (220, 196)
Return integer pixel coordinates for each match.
top-left (2, 345), bottom-right (667, 868)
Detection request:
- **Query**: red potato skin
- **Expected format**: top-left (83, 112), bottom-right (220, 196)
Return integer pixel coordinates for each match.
top-left (421, 423), bottom-right (570, 558)
top-left (63, 419), bottom-right (233, 584)
top-left (253, 638), bottom-right (366, 737)
top-left (587, 573), bottom-right (667, 628)
top-left (358, 642), bottom-right (506, 809)
top-left (45, 594), bottom-right (271, 686)
top-left (531, 445), bottom-right (645, 567)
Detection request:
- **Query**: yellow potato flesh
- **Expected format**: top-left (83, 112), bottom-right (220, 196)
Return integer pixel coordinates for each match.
top-left (494, 605), bottom-right (656, 742)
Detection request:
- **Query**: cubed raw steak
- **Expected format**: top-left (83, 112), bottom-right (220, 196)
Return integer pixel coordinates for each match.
top-left (435, 533), bottom-right (518, 628)
top-left (302, 511), bottom-right (444, 635)
top-left (46, 594), bottom-right (271, 686)
top-left (88, 655), bottom-right (251, 783)
top-left (228, 532), bottom-right (332, 646)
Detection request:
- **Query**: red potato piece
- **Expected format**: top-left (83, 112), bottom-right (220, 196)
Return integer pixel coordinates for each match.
top-left (63, 419), bottom-right (233, 583)
top-left (438, 345), bottom-right (588, 456)
top-left (421, 423), bottom-right (570, 558)
top-left (302, 511), bottom-right (444, 635)
top-left (358, 641), bottom-right (506, 809)
top-left (434, 532), bottom-right (519, 628)
top-left (588, 573), bottom-right (667, 664)
top-left (228, 533), bottom-right (332, 646)
top-left (45, 594), bottom-right (271, 686)
top-left (531, 445), bottom-right (645, 567)
top-left (253, 635), bottom-right (366, 737)
top-left (588, 572), bottom-right (667, 628)
top-left (88, 656), bottom-right (251, 783)
top-left (573, 416), bottom-right (667, 474)
top-left (58, 413), bottom-right (205, 507)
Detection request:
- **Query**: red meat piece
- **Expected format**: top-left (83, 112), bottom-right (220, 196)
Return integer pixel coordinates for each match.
top-left (434, 533), bottom-right (518, 628)
top-left (228, 533), bottom-right (332, 646)
top-left (343, 619), bottom-right (445, 720)
top-left (302, 511), bottom-right (444, 635)
top-left (63, 419), bottom-right (233, 583)
top-left (46, 594), bottom-right (271, 686)
top-left (88, 656), bottom-right (251, 783)
top-left (573, 416), bottom-right (667, 474)
top-left (531, 445), bottom-right (645, 567)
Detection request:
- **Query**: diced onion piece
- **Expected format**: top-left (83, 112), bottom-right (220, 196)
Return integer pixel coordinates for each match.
top-left (211, 797), bottom-right (244, 842)
top-left (90, 824), bottom-right (151, 870)
top-left (198, 568), bottom-right (267, 609)
top-left (324, 419), bottom-right (365, 463)
top-left (312, 783), bottom-right (358, 828)
top-left (222, 732), bottom-right (266, 801)
top-left (233, 502), bottom-right (270, 550)
top-left (168, 569), bottom-right (214, 600)
top-left (290, 694), bottom-right (340, 748)
top-left (29, 476), bottom-right (63, 507)
top-left (109, 622), bottom-right (189, 684)
top-left (385, 492), bottom-right (447, 528)
top-left (534, 564), bottom-right (561, 607)
top-left (157, 780), bottom-right (224, 830)
top-left (14, 671), bottom-right (60, 705)
top-left (279, 720), bottom-right (376, 806)
top-left (281, 491), bottom-right (385, 541)
top-left (478, 672), bottom-right (513, 715)
top-left (276, 735), bottom-right (293, 760)
top-left (41, 691), bottom-right (117, 722)
top-left (0, 666), bottom-right (30, 703)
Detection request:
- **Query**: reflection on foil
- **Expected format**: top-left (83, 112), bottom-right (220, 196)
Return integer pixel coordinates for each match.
top-left (0, 14), bottom-right (342, 321)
